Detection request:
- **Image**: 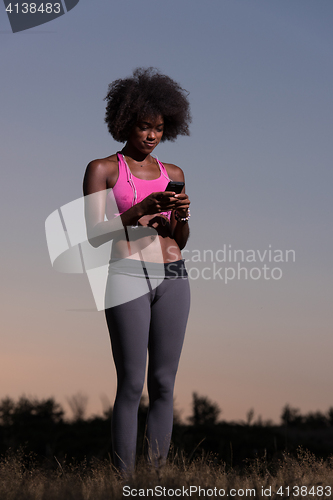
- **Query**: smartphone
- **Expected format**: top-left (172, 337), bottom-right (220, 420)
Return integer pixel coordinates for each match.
top-left (165, 181), bottom-right (184, 194)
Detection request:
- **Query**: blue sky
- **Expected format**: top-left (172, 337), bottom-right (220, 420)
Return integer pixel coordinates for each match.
top-left (1, 0), bottom-right (333, 423)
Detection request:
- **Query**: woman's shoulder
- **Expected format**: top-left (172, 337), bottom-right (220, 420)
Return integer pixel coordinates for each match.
top-left (86, 154), bottom-right (118, 173)
top-left (83, 154), bottom-right (119, 192)
top-left (162, 162), bottom-right (185, 181)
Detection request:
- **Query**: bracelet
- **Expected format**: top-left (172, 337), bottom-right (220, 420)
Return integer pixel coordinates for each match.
top-left (174, 209), bottom-right (191, 222)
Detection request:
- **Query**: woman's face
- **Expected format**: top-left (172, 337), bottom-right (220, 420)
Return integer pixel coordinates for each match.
top-left (128, 114), bottom-right (164, 154)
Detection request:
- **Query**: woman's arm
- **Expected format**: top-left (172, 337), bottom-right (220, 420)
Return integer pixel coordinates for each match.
top-left (164, 164), bottom-right (190, 250)
top-left (171, 208), bottom-right (190, 250)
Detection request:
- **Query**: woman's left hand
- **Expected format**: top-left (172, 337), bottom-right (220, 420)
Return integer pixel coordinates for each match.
top-left (173, 193), bottom-right (190, 218)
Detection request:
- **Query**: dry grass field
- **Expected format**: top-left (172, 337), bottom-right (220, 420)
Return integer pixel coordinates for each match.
top-left (1, 447), bottom-right (333, 499)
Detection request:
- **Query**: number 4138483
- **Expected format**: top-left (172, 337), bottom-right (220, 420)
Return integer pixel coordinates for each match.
top-left (6, 3), bottom-right (61, 14)
top-left (276, 485), bottom-right (331, 496)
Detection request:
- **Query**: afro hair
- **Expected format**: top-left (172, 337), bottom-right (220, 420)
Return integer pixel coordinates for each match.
top-left (104, 67), bottom-right (191, 143)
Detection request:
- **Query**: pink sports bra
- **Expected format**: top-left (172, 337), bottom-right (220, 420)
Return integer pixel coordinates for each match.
top-left (106, 152), bottom-right (172, 221)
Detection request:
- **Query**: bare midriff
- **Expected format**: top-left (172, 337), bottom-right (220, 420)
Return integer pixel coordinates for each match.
top-left (110, 214), bottom-right (182, 263)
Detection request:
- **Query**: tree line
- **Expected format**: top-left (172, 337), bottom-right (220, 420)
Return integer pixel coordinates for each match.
top-left (1, 393), bottom-right (333, 467)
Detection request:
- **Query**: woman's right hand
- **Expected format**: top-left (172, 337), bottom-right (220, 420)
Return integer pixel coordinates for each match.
top-left (138, 191), bottom-right (178, 216)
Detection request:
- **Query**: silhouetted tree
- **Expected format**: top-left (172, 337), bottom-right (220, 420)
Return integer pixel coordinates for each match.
top-left (246, 408), bottom-right (255, 426)
top-left (187, 392), bottom-right (221, 426)
top-left (328, 407), bottom-right (333, 426)
top-left (303, 411), bottom-right (329, 429)
top-left (0, 397), bottom-right (15, 426)
top-left (281, 404), bottom-right (303, 427)
top-left (0, 396), bottom-right (64, 426)
top-left (66, 392), bottom-right (88, 422)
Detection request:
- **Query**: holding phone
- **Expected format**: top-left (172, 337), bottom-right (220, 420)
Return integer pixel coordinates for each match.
top-left (165, 181), bottom-right (185, 194)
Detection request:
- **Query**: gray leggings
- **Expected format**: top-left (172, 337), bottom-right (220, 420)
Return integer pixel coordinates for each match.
top-left (105, 264), bottom-right (190, 473)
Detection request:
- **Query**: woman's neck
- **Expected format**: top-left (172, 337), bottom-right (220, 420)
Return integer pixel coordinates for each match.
top-left (121, 143), bottom-right (152, 163)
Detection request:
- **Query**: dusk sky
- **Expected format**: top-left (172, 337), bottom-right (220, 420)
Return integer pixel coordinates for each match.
top-left (1, 0), bottom-right (333, 424)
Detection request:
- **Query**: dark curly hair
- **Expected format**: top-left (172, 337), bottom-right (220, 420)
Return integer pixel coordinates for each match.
top-left (104, 67), bottom-right (191, 143)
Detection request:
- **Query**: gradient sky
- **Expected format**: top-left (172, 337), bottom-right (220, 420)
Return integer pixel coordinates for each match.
top-left (1, 0), bottom-right (333, 424)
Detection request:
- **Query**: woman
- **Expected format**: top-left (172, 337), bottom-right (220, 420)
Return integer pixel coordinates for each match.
top-left (83, 68), bottom-right (191, 474)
